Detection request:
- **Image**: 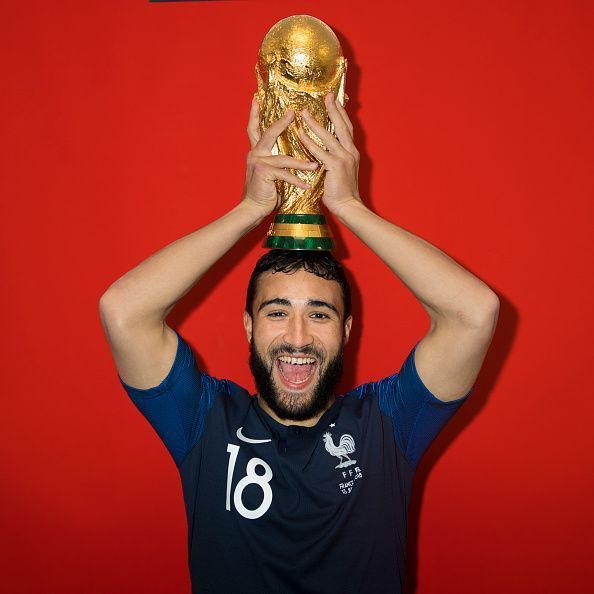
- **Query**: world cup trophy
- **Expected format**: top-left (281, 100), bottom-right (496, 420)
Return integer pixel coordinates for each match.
top-left (256, 15), bottom-right (347, 250)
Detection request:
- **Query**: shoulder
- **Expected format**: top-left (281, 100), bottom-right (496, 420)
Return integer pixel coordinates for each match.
top-left (342, 373), bottom-right (400, 402)
top-left (338, 376), bottom-right (399, 426)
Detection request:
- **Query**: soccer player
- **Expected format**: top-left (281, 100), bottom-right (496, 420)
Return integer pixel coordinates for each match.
top-left (99, 93), bottom-right (499, 593)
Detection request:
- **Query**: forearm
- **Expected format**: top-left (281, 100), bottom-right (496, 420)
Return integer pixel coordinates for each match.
top-left (336, 200), bottom-right (498, 325)
top-left (100, 201), bottom-right (264, 325)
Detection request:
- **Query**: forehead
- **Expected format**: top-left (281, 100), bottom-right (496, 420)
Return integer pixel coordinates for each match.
top-left (254, 269), bottom-right (343, 310)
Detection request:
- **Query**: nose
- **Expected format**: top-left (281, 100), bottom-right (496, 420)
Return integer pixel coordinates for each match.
top-left (283, 314), bottom-right (313, 349)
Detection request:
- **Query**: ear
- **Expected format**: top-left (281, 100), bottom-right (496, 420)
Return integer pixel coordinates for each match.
top-left (343, 315), bottom-right (353, 345)
top-left (243, 311), bottom-right (253, 344)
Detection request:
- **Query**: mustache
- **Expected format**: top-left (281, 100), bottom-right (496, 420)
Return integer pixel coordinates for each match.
top-left (269, 343), bottom-right (323, 360)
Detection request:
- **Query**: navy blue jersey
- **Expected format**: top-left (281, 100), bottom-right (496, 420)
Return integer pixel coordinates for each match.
top-left (119, 329), bottom-right (470, 594)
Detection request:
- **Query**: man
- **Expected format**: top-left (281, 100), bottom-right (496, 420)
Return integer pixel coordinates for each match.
top-left (99, 93), bottom-right (499, 593)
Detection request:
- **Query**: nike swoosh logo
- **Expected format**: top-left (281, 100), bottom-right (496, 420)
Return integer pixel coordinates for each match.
top-left (236, 427), bottom-right (272, 444)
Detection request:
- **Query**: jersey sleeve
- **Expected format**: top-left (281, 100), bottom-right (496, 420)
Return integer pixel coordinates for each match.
top-left (117, 328), bottom-right (231, 467)
top-left (374, 341), bottom-right (472, 467)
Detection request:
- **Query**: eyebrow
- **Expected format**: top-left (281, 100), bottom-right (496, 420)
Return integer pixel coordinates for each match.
top-left (258, 298), bottom-right (339, 316)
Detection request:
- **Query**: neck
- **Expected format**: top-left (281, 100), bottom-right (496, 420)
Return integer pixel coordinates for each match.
top-left (255, 394), bottom-right (336, 427)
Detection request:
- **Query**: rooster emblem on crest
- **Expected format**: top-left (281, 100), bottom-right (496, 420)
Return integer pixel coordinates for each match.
top-left (322, 432), bottom-right (357, 469)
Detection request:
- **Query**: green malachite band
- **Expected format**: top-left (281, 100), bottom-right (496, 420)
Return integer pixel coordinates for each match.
top-left (265, 235), bottom-right (334, 251)
top-left (273, 214), bottom-right (327, 225)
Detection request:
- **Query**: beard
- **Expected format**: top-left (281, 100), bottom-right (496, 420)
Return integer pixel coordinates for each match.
top-left (249, 339), bottom-right (344, 422)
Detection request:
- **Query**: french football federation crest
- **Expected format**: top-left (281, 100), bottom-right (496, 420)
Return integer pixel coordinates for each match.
top-left (322, 431), bottom-right (357, 469)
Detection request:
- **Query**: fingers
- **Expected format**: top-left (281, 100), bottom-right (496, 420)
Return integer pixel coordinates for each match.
top-left (300, 108), bottom-right (343, 154)
top-left (297, 93), bottom-right (360, 178)
top-left (331, 93), bottom-right (354, 137)
top-left (250, 161), bottom-right (311, 189)
top-left (248, 94), bottom-right (354, 154)
top-left (257, 108), bottom-right (296, 153)
top-left (324, 92), bottom-right (355, 148)
top-left (259, 155), bottom-right (318, 171)
top-left (272, 168), bottom-right (312, 190)
top-left (246, 154), bottom-right (313, 191)
top-left (247, 98), bottom-right (261, 149)
top-left (297, 126), bottom-right (330, 165)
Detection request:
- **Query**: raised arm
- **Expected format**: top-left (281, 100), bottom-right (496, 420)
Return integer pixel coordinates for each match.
top-left (99, 101), bottom-right (319, 389)
top-left (299, 93), bottom-right (499, 402)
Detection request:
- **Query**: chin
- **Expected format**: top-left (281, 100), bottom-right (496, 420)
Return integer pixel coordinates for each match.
top-left (271, 385), bottom-right (328, 420)
top-left (249, 339), bottom-right (343, 422)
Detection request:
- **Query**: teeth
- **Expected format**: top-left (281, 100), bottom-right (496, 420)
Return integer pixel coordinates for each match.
top-left (278, 356), bottom-right (316, 365)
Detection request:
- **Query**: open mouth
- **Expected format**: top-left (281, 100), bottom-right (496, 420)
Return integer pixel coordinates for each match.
top-left (275, 355), bottom-right (318, 390)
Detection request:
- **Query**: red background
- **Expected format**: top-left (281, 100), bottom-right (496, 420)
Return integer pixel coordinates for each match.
top-left (2, 1), bottom-right (592, 593)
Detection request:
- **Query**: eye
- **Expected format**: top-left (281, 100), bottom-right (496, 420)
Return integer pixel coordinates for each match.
top-left (310, 312), bottom-right (330, 319)
top-left (267, 311), bottom-right (287, 318)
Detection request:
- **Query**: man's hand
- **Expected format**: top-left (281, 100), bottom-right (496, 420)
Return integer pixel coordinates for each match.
top-left (298, 93), bottom-right (363, 218)
top-left (242, 99), bottom-right (319, 219)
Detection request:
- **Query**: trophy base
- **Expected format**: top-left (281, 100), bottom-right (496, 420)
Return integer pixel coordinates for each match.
top-left (264, 214), bottom-right (334, 251)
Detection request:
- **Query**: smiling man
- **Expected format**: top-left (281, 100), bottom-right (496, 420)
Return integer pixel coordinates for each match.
top-left (99, 94), bottom-right (499, 593)
top-left (246, 254), bottom-right (352, 424)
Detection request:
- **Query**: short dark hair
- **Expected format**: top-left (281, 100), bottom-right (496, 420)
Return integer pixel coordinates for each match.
top-left (245, 250), bottom-right (352, 320)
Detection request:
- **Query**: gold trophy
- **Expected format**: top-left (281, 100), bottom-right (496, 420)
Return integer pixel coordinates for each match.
top-left (256, 14), bottom-right (347, 250)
